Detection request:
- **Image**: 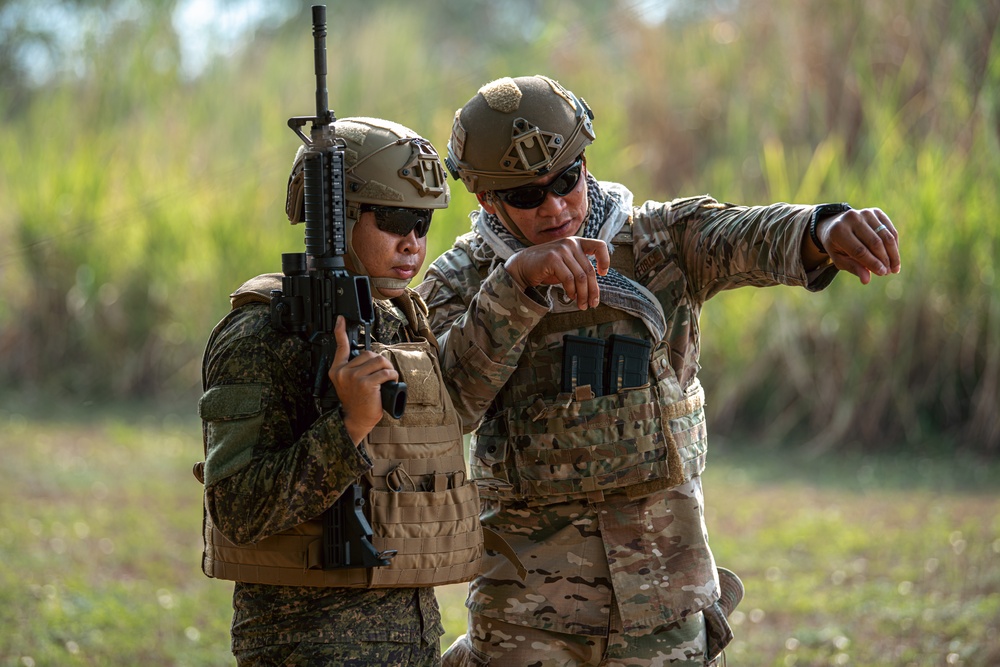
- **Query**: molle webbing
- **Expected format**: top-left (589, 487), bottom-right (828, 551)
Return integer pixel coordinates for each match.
top-left (206, 507), bottom-right (484, 588)
top-left (200, 286), bottom-right (483, 588)
top-left (203, 343), bottom-right (484, 588)
top-left (207, 522), bottom-right (369, 587)
top-left (529, 304), bottom-right (630, 338)
top-left (477, 377), bottom-right (706, 506)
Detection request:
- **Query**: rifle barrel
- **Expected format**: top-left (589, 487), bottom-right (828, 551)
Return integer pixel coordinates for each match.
top-left (311, 6), bottom-right (333, 125)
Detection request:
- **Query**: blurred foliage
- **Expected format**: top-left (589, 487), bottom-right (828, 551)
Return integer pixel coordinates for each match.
top-left (0, 0), bottom-right (997, 453)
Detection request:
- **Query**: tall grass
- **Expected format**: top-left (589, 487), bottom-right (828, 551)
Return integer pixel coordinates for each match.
top-left (0, 0), bottom-right (997, 451)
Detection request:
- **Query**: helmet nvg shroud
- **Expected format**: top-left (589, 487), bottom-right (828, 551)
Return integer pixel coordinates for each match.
top-left (445, 75), bottom-right (595, 194)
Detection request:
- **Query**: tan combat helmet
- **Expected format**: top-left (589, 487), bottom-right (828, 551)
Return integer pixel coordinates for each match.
top-left (285, 117), bottom-right (449, 296)
top-left (445, 75), bottom-right (596, 194)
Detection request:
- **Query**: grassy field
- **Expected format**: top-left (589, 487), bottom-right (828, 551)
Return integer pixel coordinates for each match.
top-left (1, 397), bottom-right (997, 666)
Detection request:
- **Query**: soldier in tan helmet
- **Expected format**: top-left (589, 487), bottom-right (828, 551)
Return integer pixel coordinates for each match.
top-left (197, 117), bottom-right (485, 666)
top-left (417, 75), bottom-right (902, 666)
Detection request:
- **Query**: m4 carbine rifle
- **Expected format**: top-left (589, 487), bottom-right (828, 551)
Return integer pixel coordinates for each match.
top-left (270, 4), bottom-right (402, 571)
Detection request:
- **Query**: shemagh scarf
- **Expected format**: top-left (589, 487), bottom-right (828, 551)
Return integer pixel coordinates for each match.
top-left (473, 174), bottom-right (667, 341)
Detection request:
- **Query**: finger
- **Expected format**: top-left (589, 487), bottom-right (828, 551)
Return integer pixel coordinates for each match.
top-left (832, 216), bottom-right (887, 278)
top-left (351, 353), bottom-right (399, 382)
top-left (531, 245), bottom-right (583, 296)
top-left (843, 239), bottom-right (886, 279)
top-left (834, 256), bottom-right (872, 285)
top-left (872, 209), bottom-right (901, 273)
top-left (857, 210), bottom-right (892, 275)
top-left (337, 364), bottom-right (399, 413)
top-left (576, 258), bottom-right (607, 310)
top-left (363, 366), bottom-right (401, 387)
top-left (571, 266), bottom-right (595, 310)
top-left (328, 317), bottom-right (352, 386)
top-left (583, 266), bottom-right (601, 309)
top-left (332, 316), bottom-right (350, 365)
top-left (580, 238), bottom-right (611, 276)
top-left (338, 351), bottom-right (394, 387)
top-left (567, 247), bottom-right (602, 310)
top-left (551, 261), bottom-right (581, 300)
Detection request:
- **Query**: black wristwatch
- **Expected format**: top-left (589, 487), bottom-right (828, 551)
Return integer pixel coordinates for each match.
top-left (809, 202), bottom-right (852, 254)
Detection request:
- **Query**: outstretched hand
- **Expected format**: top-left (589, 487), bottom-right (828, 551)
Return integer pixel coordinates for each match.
top-left (328, 316), bottom-right (399, 444)
top-left (504, 237), bottom-right (611, 310)
top-left (811, 208), bottom-right (902, 284)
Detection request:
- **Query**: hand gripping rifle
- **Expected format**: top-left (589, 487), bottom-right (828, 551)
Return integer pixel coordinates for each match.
top-left (270, 5), bottom-right (401, 570)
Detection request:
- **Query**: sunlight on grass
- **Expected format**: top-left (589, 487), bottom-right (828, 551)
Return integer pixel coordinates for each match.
top-left (1, 401), bottom-right (997, 665)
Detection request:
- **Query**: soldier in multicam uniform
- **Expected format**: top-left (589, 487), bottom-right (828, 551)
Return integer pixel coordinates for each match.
top-left (196, 117), bottom-right (477, 667)
top-left (416, 75), bottom-right (901, 666)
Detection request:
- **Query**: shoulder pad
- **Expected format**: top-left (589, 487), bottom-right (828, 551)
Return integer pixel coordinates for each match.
top-left (229, 273), bottom-right (283, 310)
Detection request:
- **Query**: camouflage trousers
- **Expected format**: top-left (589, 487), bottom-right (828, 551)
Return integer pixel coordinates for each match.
top-left (442, 606), bottom-right (721, 667)
top-left (233, 639), bottom-right (441, 666)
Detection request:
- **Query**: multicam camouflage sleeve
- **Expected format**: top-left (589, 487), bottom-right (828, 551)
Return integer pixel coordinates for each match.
top-left (637, 195), bottom-right (839, 300)
top-left (419, 196), bottom-right (838, 402)
top-left (200, 303), bottom-right (372, 545)
top-left (416, 193), bottom-right (843, 640)
top-left (418, 256), bottom-right (547, 427)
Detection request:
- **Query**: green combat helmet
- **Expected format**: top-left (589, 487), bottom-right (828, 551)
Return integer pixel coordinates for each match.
top-left (445, 75), bottom-right (596, 194)
top-left (285, 116), bottom-right (449, 297)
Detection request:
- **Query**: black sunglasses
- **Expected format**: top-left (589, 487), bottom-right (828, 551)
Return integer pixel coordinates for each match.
top-left (494, 157), bottom-right (585, 209)
top-left (361, 205), bottom-right (433, 238)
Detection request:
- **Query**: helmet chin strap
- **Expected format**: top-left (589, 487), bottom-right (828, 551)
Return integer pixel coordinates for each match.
top-left (370, 277), bottom-right (411, 299)
top-left (486, 192), bottom-right (533, 246)
top-left (346, 209), bottom-right (411, 300)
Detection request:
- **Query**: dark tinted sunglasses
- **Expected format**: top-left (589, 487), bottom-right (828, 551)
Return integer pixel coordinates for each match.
top-left (362, 205), bottom-right (433, 238)
top-left (495, 157), bottom-right (584, 209)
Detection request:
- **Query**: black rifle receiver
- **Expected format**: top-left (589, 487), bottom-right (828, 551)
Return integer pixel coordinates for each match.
top-left (270, 5), bottom-right (400, 570)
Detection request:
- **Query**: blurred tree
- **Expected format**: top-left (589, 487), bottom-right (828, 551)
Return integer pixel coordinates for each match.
top-left (0, 0), bottom-right (996, 450)
top-left (0, 1), bottom-right (174, 113)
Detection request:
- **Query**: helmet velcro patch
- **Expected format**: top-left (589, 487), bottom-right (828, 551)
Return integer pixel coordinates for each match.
top-left (479, 77), bottom-right (522, 113)
top-left (338, 122), bottom-right (368, 146)
top-left (356, 180), bottom-right (405, 202)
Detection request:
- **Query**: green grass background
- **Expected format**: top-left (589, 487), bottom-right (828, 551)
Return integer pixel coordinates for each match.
top-left (2, 398), bottom-right (997, 666)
